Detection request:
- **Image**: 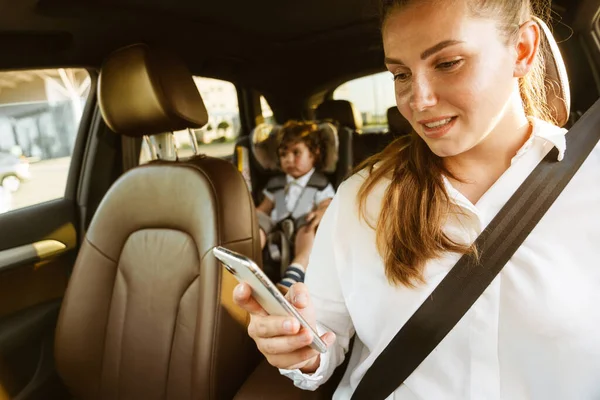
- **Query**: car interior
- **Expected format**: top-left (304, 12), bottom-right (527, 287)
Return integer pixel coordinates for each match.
top-left (0, 0), bottom-right (598, 399)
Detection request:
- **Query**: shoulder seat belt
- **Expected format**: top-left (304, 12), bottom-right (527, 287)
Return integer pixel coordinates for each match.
top-left (351, 99), bottom-right (600, 400)
top-left (266, 172), bottom-right (330, 222)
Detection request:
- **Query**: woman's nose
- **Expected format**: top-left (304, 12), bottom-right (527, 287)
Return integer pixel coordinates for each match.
top-left (409, 74), bottom-right (438, 112)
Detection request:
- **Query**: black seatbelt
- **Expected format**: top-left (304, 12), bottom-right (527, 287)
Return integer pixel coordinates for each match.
top-left (351, 99), bottom-right (600, 400)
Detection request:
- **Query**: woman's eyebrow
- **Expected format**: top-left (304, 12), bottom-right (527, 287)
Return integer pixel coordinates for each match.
top-left (420, 40), bottom-right (464, 59)
top-left (384, 39), bottom-right (464, 65)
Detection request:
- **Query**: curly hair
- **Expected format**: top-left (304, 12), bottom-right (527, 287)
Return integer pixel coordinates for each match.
top-left (277, 120), bottom-right (325, 170)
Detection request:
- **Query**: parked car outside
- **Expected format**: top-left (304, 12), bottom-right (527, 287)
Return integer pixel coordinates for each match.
top-left (0, 151), bottom-right (31, 192)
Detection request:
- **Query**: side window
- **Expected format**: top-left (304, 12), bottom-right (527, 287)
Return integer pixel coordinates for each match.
top-left (0, 68), bottom-right (91, 214)
top-left (140, 77), bottom-right (240, 163)
top-left (333, 71), bottom-right (396, 133)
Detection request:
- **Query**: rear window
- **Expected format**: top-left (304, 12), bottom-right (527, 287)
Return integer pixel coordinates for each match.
top-left (140, 77), bottom-right (240, 163)
top-left (333, 72), bottom-right (396, 133)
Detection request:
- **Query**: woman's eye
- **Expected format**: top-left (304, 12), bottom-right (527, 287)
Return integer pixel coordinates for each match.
top-left (436, 59), bottom-right (462, 70)
top-left (393, 72), bottom-right (411, 82)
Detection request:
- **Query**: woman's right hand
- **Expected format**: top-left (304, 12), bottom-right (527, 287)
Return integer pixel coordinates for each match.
top-left (233, 282), bottom-right (336, 372)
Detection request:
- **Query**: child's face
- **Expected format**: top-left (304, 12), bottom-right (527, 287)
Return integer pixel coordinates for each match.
top-left (278, 141), bottom-right (316, 179)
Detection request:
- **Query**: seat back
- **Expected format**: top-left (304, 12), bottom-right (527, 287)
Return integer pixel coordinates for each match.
top-left (315, 99), bottom-right (363, 132)
top-left (350, 106), bottom-right (414, 166)
top-left (55, 43), bottom-right (261, 400)
top-left (314, 100), bottom-right (358, 181)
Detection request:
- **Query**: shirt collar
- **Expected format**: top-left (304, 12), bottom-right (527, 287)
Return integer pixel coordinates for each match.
top-left (443, 117), bottom-right (567, 214)
top-left (286, 168), bottom-right (315, 187)
top-left (514, 117), bottom-right (567, 163)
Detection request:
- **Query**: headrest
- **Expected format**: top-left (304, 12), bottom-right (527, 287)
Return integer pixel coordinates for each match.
top-left (250, 121), bottom-right (339, 174)
top-left (98, 43), bottom-right (208, 137)
top-left (536, 17), bottom-right (570, 127)
top-left (387, 106), bottom-right (413, 134)
top-left (315, 100), bottom-right (363, 131)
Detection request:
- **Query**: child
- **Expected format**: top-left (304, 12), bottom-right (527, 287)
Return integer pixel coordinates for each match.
top-left (255, 120), bottom-right (335, 292)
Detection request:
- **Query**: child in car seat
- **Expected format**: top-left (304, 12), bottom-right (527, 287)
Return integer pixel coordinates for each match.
top-left (255, 120), bottom-right (335, 293)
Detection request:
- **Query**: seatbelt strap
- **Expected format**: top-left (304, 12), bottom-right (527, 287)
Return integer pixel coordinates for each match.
top-left (290, 172), bottom-right (329, 219)
top-left (268, 172), bottom-right (331, 221)
top-left (351, 99), bottom-right (600, 400)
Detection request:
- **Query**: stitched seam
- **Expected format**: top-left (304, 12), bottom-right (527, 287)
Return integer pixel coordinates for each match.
top-left (176, 162), bottom-right (220, 399)
top-left (164, 274), bottom-right (199, 399)
top-left (116, 267), bottom-right (128, 400)
top-left (209, 249), bottom-right (221, 400)
top-left (187, 162), bottom-right (222, 400)
top-left (86, 237), bottom-right (118, 263)
top-left (91, 235), bottom-right (120, 397)
top-left (179, 161), bottom-right (255, 399)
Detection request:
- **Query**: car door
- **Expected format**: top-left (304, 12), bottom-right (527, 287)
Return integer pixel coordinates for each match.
top-left (0, 68), bottom-right (96, 400)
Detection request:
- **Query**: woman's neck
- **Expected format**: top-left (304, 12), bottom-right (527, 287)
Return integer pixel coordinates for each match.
top-left (443, 105), bottom-right (532, 205)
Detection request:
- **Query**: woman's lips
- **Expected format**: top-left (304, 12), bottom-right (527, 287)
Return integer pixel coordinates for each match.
top-left (419, 116), bottom-right (457, 139)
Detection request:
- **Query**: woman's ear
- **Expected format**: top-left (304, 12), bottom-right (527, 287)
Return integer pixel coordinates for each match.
top-left (514, 20), bottom-right (541, 78)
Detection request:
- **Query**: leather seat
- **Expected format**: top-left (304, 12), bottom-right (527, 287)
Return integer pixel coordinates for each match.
top-left (55, 43), bottom-right (261, 400)
top-left (313, 99), bottom-right (357, 182)
top-left (350, 107), bottom-right (412, 166)
top-left (315, 99), bottom-right (397, 167)
top-left (315, 99), bottom-right (363, 133)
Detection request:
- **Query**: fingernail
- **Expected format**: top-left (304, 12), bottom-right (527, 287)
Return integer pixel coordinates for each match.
top-left (325, 333), bottom-right (336, 346)
top-left (283, 320), bottom-right (294, 332)
top-left (294, 294), bottom-right (308, 306)
top-left (234, 285), bottom-right (244, 297)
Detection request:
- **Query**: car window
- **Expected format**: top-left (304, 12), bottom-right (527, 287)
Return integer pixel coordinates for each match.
top-left (140, 77), bottom-right (240, 163)
top-left (0, 68), bottom-right (91, 213)
top-left (333, 71), bottom-right (396, 133)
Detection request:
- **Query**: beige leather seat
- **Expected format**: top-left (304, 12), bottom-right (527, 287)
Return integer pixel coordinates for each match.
top-left (55, 43), bottom-right (261, 400)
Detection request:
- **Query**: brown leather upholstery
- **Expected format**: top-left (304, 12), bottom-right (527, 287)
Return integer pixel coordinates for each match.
top-left (537, 17), bottom-right (571, 127)
top-left (56, 44), bottom-right (262, 400)
top-left (56, 157), bottom-right (262, 400)
top-left (315, 100), bottom-right (363, 131)
top-left (98, 43), bottom-right (209, 137)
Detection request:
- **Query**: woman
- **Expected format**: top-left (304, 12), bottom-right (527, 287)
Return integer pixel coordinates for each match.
top-left (234, 0), bottom-right (600, 398)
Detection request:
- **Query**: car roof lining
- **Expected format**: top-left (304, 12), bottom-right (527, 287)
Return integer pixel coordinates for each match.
top-left (0, 0), bottom-right (581, 116)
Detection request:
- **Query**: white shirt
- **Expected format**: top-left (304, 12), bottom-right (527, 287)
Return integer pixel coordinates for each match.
top-left (280, 118), bottom-right (600, 399)
top-left (263, 168), bottom-right (336, 222)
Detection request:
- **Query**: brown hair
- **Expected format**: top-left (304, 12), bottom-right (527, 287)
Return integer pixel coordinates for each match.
top-left (358, 0), bottom-right (554, 287)
top-left (278, 120), bottom-right (324, 170)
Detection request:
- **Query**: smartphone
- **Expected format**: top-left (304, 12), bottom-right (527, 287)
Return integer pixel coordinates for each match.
top-left (213, 246), bottom-right (327, 353)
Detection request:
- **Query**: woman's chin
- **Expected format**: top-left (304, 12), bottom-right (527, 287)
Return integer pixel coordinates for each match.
top-left (426, 142), bottom-right (464, 158)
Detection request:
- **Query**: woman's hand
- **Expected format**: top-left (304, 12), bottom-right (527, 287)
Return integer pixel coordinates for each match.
top-left (233, 282), bottom-right (336, 372)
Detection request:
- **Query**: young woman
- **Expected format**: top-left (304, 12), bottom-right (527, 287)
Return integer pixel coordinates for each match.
top-left (234, 0), bottom-right (600, 398)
